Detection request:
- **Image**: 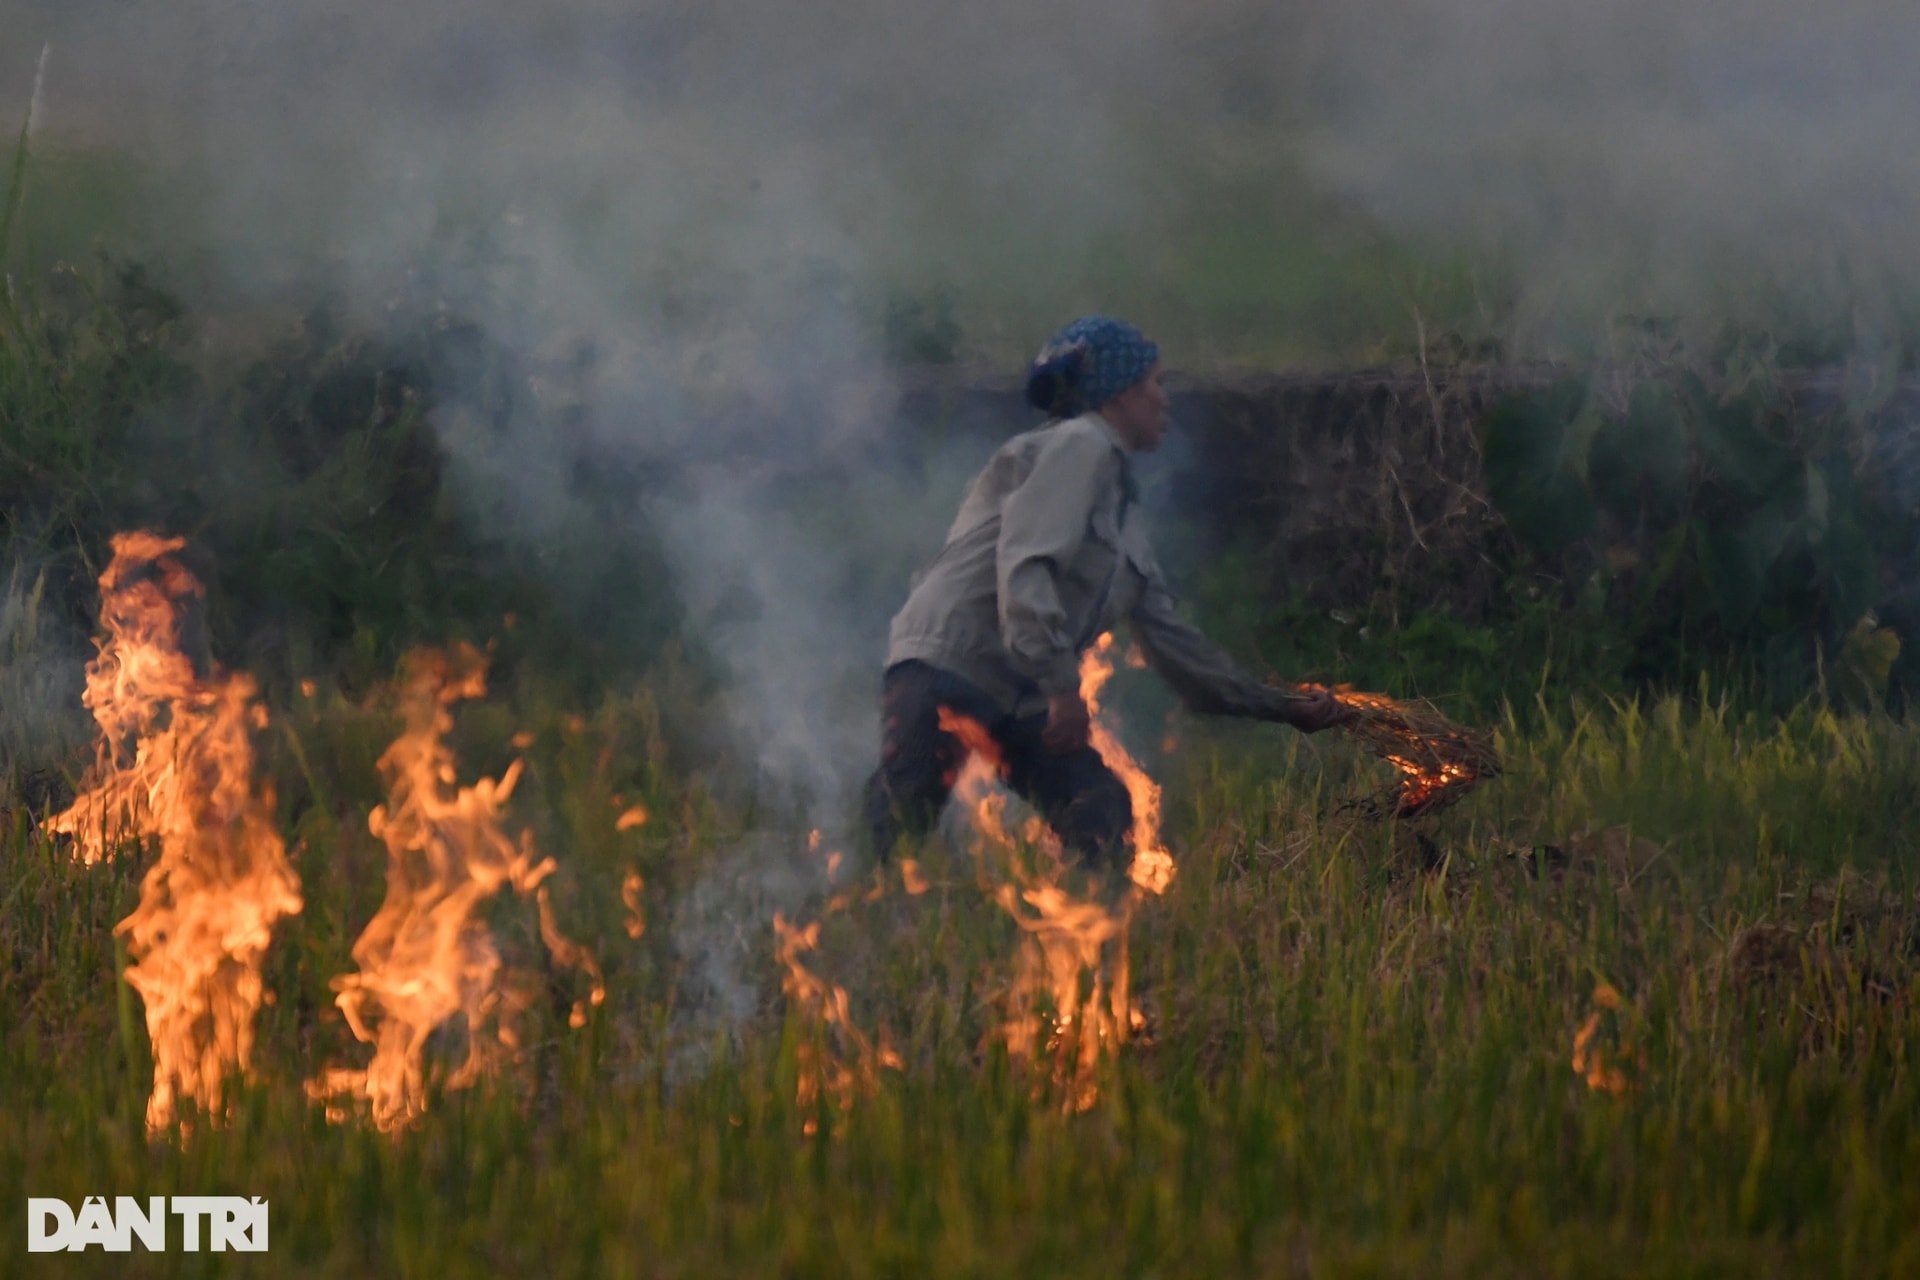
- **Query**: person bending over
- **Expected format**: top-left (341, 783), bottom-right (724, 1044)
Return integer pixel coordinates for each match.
top-left (864, 315), bottom-right (1350, 868)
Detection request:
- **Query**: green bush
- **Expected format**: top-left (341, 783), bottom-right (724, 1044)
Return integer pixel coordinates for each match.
top-left (1479, 367), bottom-right (1892, 706)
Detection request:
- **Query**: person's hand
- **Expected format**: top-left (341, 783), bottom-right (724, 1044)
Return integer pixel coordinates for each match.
top-left (1042, 691), bottom-right (1092, 754)
top-left (1279, 686), bottom-right (1354, 734)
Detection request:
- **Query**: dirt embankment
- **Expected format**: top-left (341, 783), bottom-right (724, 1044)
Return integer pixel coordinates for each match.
top-left (896, 366), bottom-right (1920, 627)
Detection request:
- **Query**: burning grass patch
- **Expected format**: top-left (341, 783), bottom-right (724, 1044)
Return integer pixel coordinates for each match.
top-left (1312, 684), bottom-right (1502, 819)
top-left (6, 636), bottom-right (1920, 1272)
top-left (40, 531), bottom-right (301, 1132)
top-left (307, 643), bottom-right (603, 1132)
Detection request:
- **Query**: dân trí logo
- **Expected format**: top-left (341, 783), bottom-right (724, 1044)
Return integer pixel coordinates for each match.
top-left (27, 1197), bottom-right (269, 1253)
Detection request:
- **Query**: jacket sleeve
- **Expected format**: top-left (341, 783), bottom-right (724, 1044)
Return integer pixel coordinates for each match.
top-left (1130, 566), bottom-right (1301, 720)
top-left (996, 428), bottom-right (1115, 698)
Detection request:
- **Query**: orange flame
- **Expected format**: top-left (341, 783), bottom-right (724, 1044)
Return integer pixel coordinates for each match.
top-left (621, 869), bottom-right (647, 940)
top-left (1079, 634), bottom-right (1174, 896)
top-left (939, 633), bottom-right (1166, 1112)
top-left (990, 876), bottom-right (1137, 1112)
top-left (1303, 683), bottom-right (1499, 818)
top-left (941, 730), bottom-right (1138, 1112)
top-left (47, 531), bottom-right (207, 864)
top-left (1571, 982), bottom-right (1641, 1095)
top-left (937, 707), bottom-right (1050, 851)
top-left (774, 894), bottom-right (902, 1134)
top-left (43, 532), bottom-right (303, 1131)
top-left (308, 644), bottom-right (603, 1131)
top-left (898, 859), bottom-right (931, 895)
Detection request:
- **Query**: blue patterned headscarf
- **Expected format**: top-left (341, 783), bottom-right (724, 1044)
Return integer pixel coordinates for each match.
top-left (1024, 315), bottom-right (1159, 418)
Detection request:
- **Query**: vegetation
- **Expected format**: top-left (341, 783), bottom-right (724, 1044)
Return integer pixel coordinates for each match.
top-left (2, 151), bottom-right (1918, 1276)
top-left (4, 668), bottom-right (1918, 1276)
top-left (1478, 369), bottom-right (1908, 708)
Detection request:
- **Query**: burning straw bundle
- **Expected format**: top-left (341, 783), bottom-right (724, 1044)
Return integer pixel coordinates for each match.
top-left (1306, 686), bottom-right (1501, 819)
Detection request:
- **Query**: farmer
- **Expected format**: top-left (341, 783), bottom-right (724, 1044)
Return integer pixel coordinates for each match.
top-left (864, 315), bottom-right (1351, 869)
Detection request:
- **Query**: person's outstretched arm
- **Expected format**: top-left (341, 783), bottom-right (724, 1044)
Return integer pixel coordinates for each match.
top-left (1132, 570), bottom-right (1348, 732)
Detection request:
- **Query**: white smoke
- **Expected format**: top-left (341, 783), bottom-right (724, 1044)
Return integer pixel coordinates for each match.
top-left (7, 0), bottom-right (1913, 802)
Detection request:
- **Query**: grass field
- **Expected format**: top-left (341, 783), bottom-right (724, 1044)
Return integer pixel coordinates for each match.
top-left (3, 660), bottom-right (1917, 1276)
top-left (3, 104), bottom-right (1919, 1277)
top-left (0, 127), bottom-right (1513, 374)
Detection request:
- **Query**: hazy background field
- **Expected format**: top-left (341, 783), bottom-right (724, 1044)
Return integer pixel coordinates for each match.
top-left (10, 0), bottom-right (1920, 366)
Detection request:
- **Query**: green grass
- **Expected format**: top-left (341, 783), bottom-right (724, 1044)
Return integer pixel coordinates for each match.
top-left (3, 129), bottom-right (1499, 375)
top-left (2, 127), bottom-right (1918, 1279)
top-left (2, 676), bottom-right (1917, 1277)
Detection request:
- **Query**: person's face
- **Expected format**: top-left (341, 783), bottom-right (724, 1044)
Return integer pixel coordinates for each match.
top-left (1101, 362), bottom-right (1170, 452)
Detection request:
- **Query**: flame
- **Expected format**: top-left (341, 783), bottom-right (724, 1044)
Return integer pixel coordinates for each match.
top-left (941, 730), bottom-right (1138, 1112)
top-left (308, 644), bottom-right (603, 1131)
top-left (990, 875), bottom-right (1138, 1112)
top-left (899, 859), bottom-right (931, 895)
top-left (621, 869), bottom-right (647, 939)
top-left (1303, 684), bottom-right (1499, 819)
top-left (1079, 634), bottom-right (1174, 896)
top-left (1571, 982), bottom-right (1641, 1095)
top-left (937, 708), bottom-right (1051, 853)
top-left (47, 531), bottom-right (207, 864)
top-left (774, 897), bottom-right (902, 1134)
top-left (939, 632), bottom-right (1168, 1113)
top-left (43, 532), bottom-right (303, 1131)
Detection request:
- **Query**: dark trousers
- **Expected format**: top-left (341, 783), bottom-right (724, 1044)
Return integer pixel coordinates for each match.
top-left (862, 660), bottom-right (1133, 869)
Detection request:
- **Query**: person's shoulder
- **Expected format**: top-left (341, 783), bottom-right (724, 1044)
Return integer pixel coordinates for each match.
top-left (1050, 413), bottom-right (1124, 449)
top-left (988, 416), bottom-right (1115, 472)
top-left (1037, 414), bottom-right (1126, 466)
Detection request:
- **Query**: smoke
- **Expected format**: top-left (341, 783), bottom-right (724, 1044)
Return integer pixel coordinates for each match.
top-left (1294, 1), bottom-right (1920, 354)
top-left (7, 2), bottom-right (1920, 342)
top-left (0, 552), bottom-right (92, 809)
top-left (8, 0), bottom-right (1920, 828)
top-left (24, 42), bottom-right (47, 140)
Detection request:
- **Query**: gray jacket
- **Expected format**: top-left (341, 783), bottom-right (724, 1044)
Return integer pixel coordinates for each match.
top-left (887, 413), bottom-right (1305, 721)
